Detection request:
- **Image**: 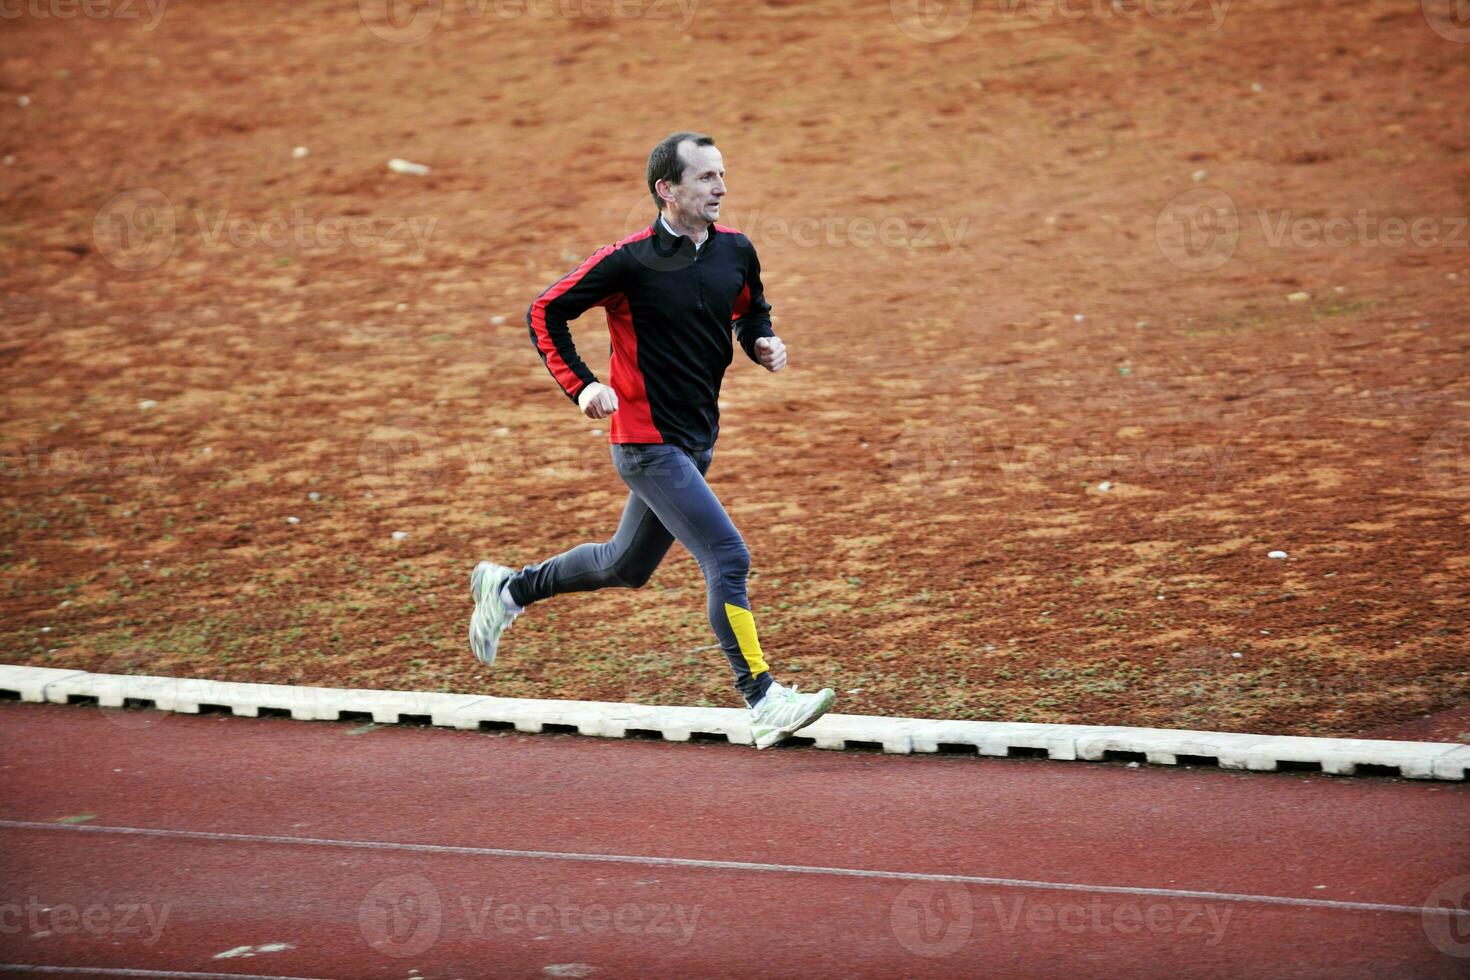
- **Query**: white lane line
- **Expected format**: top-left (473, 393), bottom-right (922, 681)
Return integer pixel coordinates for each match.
top-left (1, 818), bottom-right (1462, 920)
top-left (0, 967), bottom-right (332, 980)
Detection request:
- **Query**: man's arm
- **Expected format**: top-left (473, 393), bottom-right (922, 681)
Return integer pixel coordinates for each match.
top-left (732, 241), bottom-right (777, 364)
top-left (525, 244), bottom-right (627, 404)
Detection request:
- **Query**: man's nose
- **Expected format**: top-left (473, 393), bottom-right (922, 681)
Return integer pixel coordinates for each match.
top-left (712, 180), bottom-right (726, 196)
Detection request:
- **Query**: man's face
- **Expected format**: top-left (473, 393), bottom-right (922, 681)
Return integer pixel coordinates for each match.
top-left (661, 142), bottom-right (726, 226)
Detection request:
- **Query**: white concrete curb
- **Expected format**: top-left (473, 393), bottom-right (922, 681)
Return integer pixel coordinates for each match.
top-left (3, 665), bottom-right (1466, 780)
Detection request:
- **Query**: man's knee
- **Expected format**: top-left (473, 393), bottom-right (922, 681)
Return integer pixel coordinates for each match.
top-left (709, 537), bottom-right (749, 580)
top-left (611, 556), bottom-right (659, 589)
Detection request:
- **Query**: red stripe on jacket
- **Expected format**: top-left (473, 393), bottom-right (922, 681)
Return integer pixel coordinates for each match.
top-left (604, 293), bottom-right (662, 443)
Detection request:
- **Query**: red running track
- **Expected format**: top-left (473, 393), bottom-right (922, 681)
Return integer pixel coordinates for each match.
top-left (0, 700), bottom-right (1467, 979)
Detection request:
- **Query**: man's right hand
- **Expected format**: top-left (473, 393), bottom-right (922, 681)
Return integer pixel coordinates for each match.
top-left (578, 382), bottom-right (619, 420)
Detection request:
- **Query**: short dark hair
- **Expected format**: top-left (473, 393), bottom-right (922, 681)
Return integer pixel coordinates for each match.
top-left (647, 131), bottom-right (715, 211)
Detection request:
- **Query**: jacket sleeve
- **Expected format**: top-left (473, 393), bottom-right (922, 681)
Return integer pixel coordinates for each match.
top-left (731, 239), bottom-right (775, 363)
top-left (525, 245), bottom-right (627, 404)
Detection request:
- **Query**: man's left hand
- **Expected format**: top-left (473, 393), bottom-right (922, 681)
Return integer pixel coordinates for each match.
top-left (755, 335), bottom-right (787, 372)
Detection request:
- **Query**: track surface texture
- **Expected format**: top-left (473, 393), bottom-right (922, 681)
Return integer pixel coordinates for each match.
top-left (1, 0), bottom-right (1468, 736)
top-left (1, 702), bottom-right (1468, 978)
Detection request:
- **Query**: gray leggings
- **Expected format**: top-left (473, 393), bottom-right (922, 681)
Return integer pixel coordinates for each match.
top-left (505, 442), bottom-right (774, 706)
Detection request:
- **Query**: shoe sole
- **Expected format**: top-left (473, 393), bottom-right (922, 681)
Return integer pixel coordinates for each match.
top-left (754, 688), bottom-right (836, 750)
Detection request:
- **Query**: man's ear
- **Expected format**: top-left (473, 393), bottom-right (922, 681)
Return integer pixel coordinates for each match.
top-left (655, 179), bottom-right (677, 207)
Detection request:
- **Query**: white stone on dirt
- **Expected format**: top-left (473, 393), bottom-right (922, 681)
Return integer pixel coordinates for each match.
top-left (17, 95), bottom-right (30, 107)
top-left (1190, 169), bottom-right (1207, 182)
top-left (491, 315), bottom-right (507, 325)
top-left (138, 399), bottom-right (157, 410)
top-left (292, 146), bottom-right (309, 159)
top-left (392, 531), bottom-right (408, 541)
top-left (286, 516), bottom-right (300, 525)
top-left (388, 158), bottom-right (431, 176)
top-left (1268, 550), bottom-right (1288, 559)
top-left (308, 492), bottom-right (321, 501)
top-left (1097, 481), bottom-right (1112, 492)
top-left (1286, 291), bottom-right (1311, 302)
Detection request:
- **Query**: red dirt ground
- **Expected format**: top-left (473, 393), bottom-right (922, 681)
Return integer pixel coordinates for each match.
top-left (1, 0), bottom-right (1467, 736)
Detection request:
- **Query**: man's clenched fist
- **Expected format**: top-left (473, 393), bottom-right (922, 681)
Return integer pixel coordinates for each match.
top-left (755, 336), bottom-right (787, 372)
top-left (578, 381), bottom-right (619, 420)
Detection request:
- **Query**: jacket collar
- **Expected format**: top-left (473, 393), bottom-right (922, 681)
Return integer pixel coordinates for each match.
top-left (651, 212), bottom-right (717, 253)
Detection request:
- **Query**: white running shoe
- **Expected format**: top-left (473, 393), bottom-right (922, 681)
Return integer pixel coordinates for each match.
top-left (468, 561), bottom-right (518, 665)
top-left (749, 683), bottom-right (836, 750)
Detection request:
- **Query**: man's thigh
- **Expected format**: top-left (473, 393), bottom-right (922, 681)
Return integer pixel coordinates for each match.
top-left (612, 444), bottom-right (740, 554)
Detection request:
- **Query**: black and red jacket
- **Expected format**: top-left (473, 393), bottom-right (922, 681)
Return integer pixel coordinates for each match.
top-left (526, 215), bottom-right (774, 452)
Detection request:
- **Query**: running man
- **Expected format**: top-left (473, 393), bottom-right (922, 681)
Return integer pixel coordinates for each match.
top-left (469, 132), bottom-right (834, 749)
